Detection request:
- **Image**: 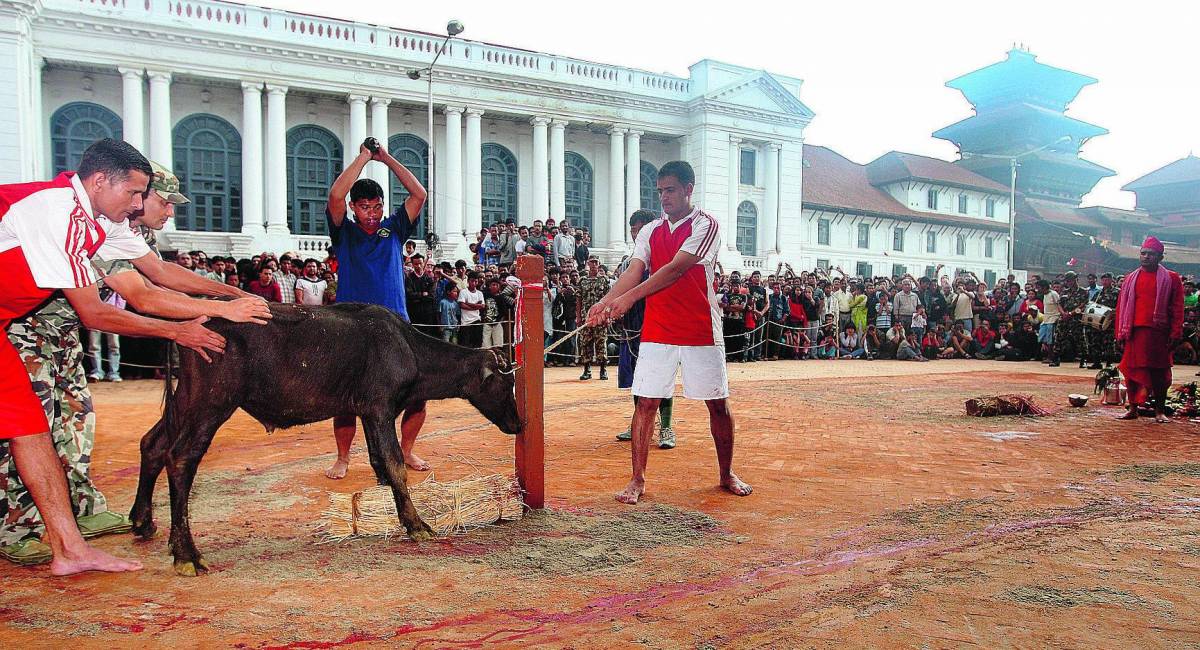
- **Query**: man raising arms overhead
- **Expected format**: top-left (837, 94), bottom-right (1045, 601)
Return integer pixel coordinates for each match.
top-left (587, 161), bottom-right (751, 504)
top-left (323, 138), bottom-right (429, 479)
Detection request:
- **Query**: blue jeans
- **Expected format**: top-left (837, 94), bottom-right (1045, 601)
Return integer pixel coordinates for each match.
top-left (88, 330), bottom-right (120, 378)
top-left (958, 318), bottom-right (974, 334)
top-left (839, 347), bottom-right (865, 359)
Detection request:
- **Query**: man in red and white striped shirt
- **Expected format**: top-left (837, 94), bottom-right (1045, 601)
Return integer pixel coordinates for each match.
top-left (587, 161), bottom-right (752, 504)
top-left (1, 139), bottom-right (227, 575)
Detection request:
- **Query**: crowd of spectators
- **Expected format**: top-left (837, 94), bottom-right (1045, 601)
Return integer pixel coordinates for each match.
top-left (93, 222), bottom-right (1200, 378)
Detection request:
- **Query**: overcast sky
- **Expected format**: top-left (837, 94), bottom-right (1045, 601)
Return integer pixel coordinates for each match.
top-left (260, 0), bottom-right (1198, 209)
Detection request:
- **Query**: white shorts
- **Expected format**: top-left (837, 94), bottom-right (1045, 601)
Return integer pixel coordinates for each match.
top-left (631, 342), bottom-right (729, 401)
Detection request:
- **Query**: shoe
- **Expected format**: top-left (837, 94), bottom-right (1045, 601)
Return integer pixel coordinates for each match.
top-left (87, 373), bottom-right (103, 382)
top-left (657, 427), bottom-right (676, 449)
top-left (1089, 363), bottom-right (1103, 370)
top-left (579, 369), bottom-right (592, 380)
top-left (106, 373), bottom-right (122, 383)
top-left (76, 511), bottom-right (132, 539)
top-left (1048, 361), bottom-right (1060, 367)
top-left (616, 428), bottom-right (632, 441)
top-left (0, 539), bottom-right (52, 566)
top-left (599, 368), bottom-right (609, 380)
top-left (975, 352), bottom-right (991, 360)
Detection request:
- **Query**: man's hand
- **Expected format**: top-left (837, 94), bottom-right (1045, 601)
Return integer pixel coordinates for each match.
top-left (604, 294), bottom-right (635, 324)
top-left (585, 300), bottom-right (612, 327)
top-left (172, 316), bottom-right (226, 362)
top-left (218, 297), bottom-right (274, 324)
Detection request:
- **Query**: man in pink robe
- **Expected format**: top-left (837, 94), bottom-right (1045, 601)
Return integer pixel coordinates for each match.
top-left (1116, 236), bottom-right (1184, 422)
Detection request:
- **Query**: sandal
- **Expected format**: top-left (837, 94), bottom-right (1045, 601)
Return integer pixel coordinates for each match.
top-left (76, 511), bottom-right (132, 539)
top-left (0, 539), bottom-right (52, 566)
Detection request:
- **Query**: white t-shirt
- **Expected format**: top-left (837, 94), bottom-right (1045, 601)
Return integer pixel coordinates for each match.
top-left (459, 287), bottom-right (485, 325)
top-left (295, 276), bottom-right (328, 305)
top-left (0, 173), bottom-right (151, 289)
top-left (1042, 290), bottom-right (1062, 324)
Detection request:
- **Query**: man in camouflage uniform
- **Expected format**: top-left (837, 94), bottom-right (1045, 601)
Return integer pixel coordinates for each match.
top-left (0, 162), bottom-right (269, 565)
top-left (1052, 271), bottom-right (1091, 365)
top-left (577, 256), bottom-right (611, 380)
top-left (1083, 272), bottom-right (1120, 369)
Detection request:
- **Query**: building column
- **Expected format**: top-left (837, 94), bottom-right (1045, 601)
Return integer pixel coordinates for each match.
top-left (148, 70), bottom-right (173, 229)
top-left (370, 97), bottom-right (391, 214)
top-left (763, 142), bottom-right (781, 255)
top-left (347, 94), bottom-right (367, 168)
top-left (625, 130), bottom-right (642, 241)
top-left (31, 55), bottom-right (46, 179)
top-left (549, 119), bottom-right (567, 222)
top-left (464, 107), bottom-right (483, 233)
top-left (264, 84), bottom-right (289, 236)
top-left (441, 106), bottom-right (465, 246)
top-left (530, 116), bottom-right (550, 225)
top-left (726, 135), bottom-right (742, 251)
top-left (240, 82), bottom-right (265, 236)
top-left (607, 126), bottom-right (627, 248)
top-left (118, 67), bottom-right (145, 154)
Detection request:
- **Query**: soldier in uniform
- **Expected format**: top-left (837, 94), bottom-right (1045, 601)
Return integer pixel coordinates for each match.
top-left (0, 162), bottom-right (269, 565)
top-left (1053, 271), bottom-right (1091, 366)
top-left (577, 256), bottom-right (611, 380)
top-left (1083, 272), bottom-right (1120, 369)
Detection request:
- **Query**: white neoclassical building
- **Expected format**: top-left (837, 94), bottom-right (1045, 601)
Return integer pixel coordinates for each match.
top-left (799, 146), bottom-right (1013, 285)
top-left (0, 0), bottom-right (814, 267)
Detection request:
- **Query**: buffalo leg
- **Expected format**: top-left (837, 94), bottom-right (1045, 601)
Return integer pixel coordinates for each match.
top-left (130, 418), bottom-right (172, 539)
top-left (360, 412), bottom-right (434, 541)
top-left (165, 405), bottom-right (236, 576)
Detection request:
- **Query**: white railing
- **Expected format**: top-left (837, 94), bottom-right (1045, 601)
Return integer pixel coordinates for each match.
top-left (741, 256), bottom-right (768, 270)
top-left (48, 0), bottom-right (693, 99)
top-left (291, 235), bottom-right (332, 256)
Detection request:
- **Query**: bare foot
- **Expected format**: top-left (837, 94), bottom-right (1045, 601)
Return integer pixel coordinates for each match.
top-left (1154, 413), bottom-right (1170, 423)
top-left (721, 473), bottom-right (753, 496)
top-left (50, 543), bottom-right (142, 576)
top-left (1116, 410), bottom-right (1138, 420)
top-left (615, 479), bottom-right (645, 505)
top-left (404, 453), bottom-right (430, 472)
top-left (324, 458), bottom-right (350, 480)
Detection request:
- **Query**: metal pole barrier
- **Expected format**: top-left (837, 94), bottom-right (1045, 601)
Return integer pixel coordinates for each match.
top-left (515, 255), bottom-right (545, 509)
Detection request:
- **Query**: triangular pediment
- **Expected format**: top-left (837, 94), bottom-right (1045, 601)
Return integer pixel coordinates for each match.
top-left (704, 72), bottom-right (814, 118)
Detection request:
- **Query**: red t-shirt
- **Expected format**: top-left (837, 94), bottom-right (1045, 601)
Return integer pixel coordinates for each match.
top-left (632, 208), bottom-right (722, 346)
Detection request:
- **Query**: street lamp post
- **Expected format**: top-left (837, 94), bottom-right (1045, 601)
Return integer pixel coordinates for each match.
top-left (407, 19), bottom-right (464, 256)
top-left (962, 135), bottom-right (1072, 276)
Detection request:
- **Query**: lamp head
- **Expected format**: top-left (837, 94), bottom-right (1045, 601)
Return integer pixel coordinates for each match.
top-left (447, 19), bottom-right (465, 36)
top-left (406, 69), bottom-right (423, 80)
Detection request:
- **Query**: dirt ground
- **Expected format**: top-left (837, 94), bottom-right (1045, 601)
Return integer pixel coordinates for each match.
top-left (2, 360), bottom-right (1200, 648)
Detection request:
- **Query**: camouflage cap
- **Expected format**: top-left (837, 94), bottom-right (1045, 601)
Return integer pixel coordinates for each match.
top-left (149, 160), bottom-right (189, 204)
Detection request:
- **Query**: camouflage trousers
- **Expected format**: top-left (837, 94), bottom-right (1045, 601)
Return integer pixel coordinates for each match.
top-left (1084, 326), bottom-right (1118, 366)
top-left (577, 326), bottom-right (609, 365)
top-left (1053, 320), bottom-right (1086, 362)
top-left (0, 316), bottom-right (108, 546)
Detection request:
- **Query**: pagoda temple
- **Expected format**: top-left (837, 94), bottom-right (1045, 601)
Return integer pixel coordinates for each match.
top-left (934, 48), bottom-right (1115, 205)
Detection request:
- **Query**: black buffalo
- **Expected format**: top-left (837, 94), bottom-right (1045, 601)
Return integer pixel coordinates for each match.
top-left (129, 302), bottom-right (522, 576)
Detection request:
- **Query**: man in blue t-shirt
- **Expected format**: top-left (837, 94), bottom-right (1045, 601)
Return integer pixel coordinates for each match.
top-left (323, 140), bottom-right (429, 480)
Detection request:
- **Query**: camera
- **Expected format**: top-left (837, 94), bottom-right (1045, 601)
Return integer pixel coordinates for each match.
top-left (363, 137), bottom-right (381, 154)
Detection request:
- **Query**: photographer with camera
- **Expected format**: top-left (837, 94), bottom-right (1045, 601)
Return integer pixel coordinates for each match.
top-left (322, 137), bottom-right (430, 480)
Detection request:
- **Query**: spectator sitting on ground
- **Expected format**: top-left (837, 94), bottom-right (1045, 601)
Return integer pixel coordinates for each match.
top-left (896, 332), bottom-right (928, 361)
top-left (838, 324), bottom-right (865, 359)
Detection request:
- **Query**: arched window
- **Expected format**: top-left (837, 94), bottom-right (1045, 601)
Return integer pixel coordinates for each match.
top-left (481, 143), bottom-right (518, 226)
top-left (639, 160), bottom-right (660, 213)
top-left (287, 125), bottom-right (342, 236)
top-left (172, 114), bottom-right (242, 233)
top-left (50, 102), bottom-right (122, 173)
top-left (388, 133), bottom-right (428, 238)
top-left (736, 200), bottom-right (757, 256)
top-left (564, 151), bottom-right (593, 233)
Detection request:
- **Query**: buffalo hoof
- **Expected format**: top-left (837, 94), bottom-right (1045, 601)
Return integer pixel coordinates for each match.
top-left (406, 523), bottom-right (436, 543)
top-left (130, 518), bottom-right (157, 539)
top-left (173, 556), bottom-right (210, 577)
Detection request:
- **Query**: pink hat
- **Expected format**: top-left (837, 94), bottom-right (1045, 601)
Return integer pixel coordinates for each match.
top-left (1142, 236), bottom-right (1165, 254)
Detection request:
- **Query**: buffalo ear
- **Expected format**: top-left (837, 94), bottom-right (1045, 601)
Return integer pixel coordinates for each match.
top-left (482, 364), bottom-right (494, 381)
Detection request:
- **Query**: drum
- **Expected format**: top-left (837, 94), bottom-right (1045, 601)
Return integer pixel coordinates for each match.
top-left (1081, 302), bottom-right (1114, 331)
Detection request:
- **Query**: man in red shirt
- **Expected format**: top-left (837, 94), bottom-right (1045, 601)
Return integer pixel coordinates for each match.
top-left (587, 161), bottom-right (752, 504)
top-left (1116, 236), bottom-right (1184, 423)
top-left (1, 139), bottom-right (226, 575)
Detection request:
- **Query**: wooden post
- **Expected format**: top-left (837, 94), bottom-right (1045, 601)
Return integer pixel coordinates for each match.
top-left (514, 255), bottom-right (545, 509)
